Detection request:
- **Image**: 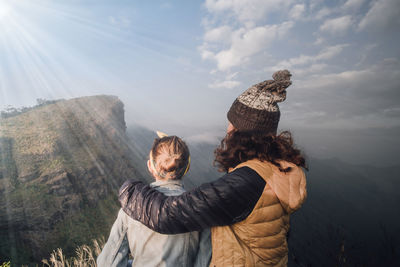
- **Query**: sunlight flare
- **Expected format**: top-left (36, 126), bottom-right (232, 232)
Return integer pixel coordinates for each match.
top-left (0, 1), bottom-right (11, 21)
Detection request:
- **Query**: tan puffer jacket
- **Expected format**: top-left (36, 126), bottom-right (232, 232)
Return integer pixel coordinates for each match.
top-left (210, 159), bottom-right (307, 267)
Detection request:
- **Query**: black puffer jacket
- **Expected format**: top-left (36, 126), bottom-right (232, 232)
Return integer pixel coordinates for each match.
top-left (119, 167), bottom-right (266, 234)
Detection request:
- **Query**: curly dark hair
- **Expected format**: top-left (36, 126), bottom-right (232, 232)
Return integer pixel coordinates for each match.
top-left (214, 130), bottom-right (307, 173)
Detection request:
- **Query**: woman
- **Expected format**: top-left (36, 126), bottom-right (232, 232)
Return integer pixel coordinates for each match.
top-left (119, 70), bottom-right (307, 266)
top-left (97, 134), bottom-right (211, 267)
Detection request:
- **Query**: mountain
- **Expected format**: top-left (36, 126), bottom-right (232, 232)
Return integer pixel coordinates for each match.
top-left (0, 96), bottom-right (151, 265)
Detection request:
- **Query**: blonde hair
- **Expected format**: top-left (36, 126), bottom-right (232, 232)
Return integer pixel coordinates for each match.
top-left (150, 136), bottom-right (190, 180)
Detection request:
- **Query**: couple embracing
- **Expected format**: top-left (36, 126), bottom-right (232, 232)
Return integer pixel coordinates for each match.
top-left (97, 70), bottom-right (307, 267)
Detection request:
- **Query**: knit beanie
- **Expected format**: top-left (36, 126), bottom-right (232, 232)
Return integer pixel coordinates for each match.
top-left (227, 70), bottom-right (292, 134)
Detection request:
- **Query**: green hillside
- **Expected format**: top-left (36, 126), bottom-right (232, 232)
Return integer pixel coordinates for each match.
top-left (0, 96), bottom-right (150, 265)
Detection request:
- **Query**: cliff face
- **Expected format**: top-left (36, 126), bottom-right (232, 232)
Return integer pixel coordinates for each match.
top-left (0, 95), bottom-right (150, 264)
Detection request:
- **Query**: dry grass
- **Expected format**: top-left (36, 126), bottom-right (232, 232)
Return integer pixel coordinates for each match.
top-left (42, 238), bottom-right (104, 267)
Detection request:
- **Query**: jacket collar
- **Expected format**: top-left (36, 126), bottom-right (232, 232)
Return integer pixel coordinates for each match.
top-left (150, 179), bottom-right (184, 190)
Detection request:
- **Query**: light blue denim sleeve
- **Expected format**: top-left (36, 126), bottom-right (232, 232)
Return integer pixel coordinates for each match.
top-left (97, 209), bottom-right (130, 267)
top-left (193, 228), bottom-right (212, 267)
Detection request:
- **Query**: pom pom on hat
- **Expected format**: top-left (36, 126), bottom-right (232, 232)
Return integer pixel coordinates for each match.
top-left (273, 69), bottom-right (292, 82)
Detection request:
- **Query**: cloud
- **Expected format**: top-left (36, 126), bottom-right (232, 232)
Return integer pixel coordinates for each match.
top-left (287, 59), bottom-right (400, 129)
top-left (320, 15), bottom-right (352, 35)
top-left (204, 21), bottom-right (293, 71)
top-left (317, 44), bottom-right (349, 60)
top-left (204, 0), bottom-right (291, 22)
top-left (200, 0), bottom-right (300, 73)
top-left (200, 47), bottom-right (215, 60)
top-left (274, 44), bottom-right (348, 69)
top-left (314, 7), bottom-right (335, 20)
top-left (203, 25), bottom-right (232, 43)
top-left (289, 4), bottom-right (305, 20)
top-left (208, 80), bottom-right (241, 89)
top-left (343, 0), bottom-right (365, 10)
top-left (160, 2), bottom-right (172, 9)
top-left (314, 37), bottom-right (325, 45)
top-left (108, 16), bottom-right (131, 27)
top-left (358, 0), bottom-right (400, 31)
top-left (292, 63), bottom-right (328, 76)
top-left (226, 72), bottom-right (239, 80)
top-left (383, 107), bottom-right (400, 118)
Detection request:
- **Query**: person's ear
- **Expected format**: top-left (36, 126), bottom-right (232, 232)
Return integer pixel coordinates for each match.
top-left (147, 160), bottom-right (154, 176)
top-left (227, 122), bottom-right (236, 134)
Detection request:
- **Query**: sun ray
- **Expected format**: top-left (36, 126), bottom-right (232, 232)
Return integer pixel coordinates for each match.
top-left (0, 0), bottom-right (193, 112)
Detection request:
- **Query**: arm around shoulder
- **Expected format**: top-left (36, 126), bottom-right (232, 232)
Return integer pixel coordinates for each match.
top-left (119, 167), bottom-right (266, 234)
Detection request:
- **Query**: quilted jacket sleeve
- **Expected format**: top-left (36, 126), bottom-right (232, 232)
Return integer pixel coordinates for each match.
top-left (119, 167), bottom-right (266, 234)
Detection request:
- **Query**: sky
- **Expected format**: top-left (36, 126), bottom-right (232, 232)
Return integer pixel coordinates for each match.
top-left (0, 0), bottom-right (399, 166)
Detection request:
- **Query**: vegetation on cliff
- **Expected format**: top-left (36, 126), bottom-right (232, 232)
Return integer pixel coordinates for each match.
top-left (0, 95), bottom-right (150, 265)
